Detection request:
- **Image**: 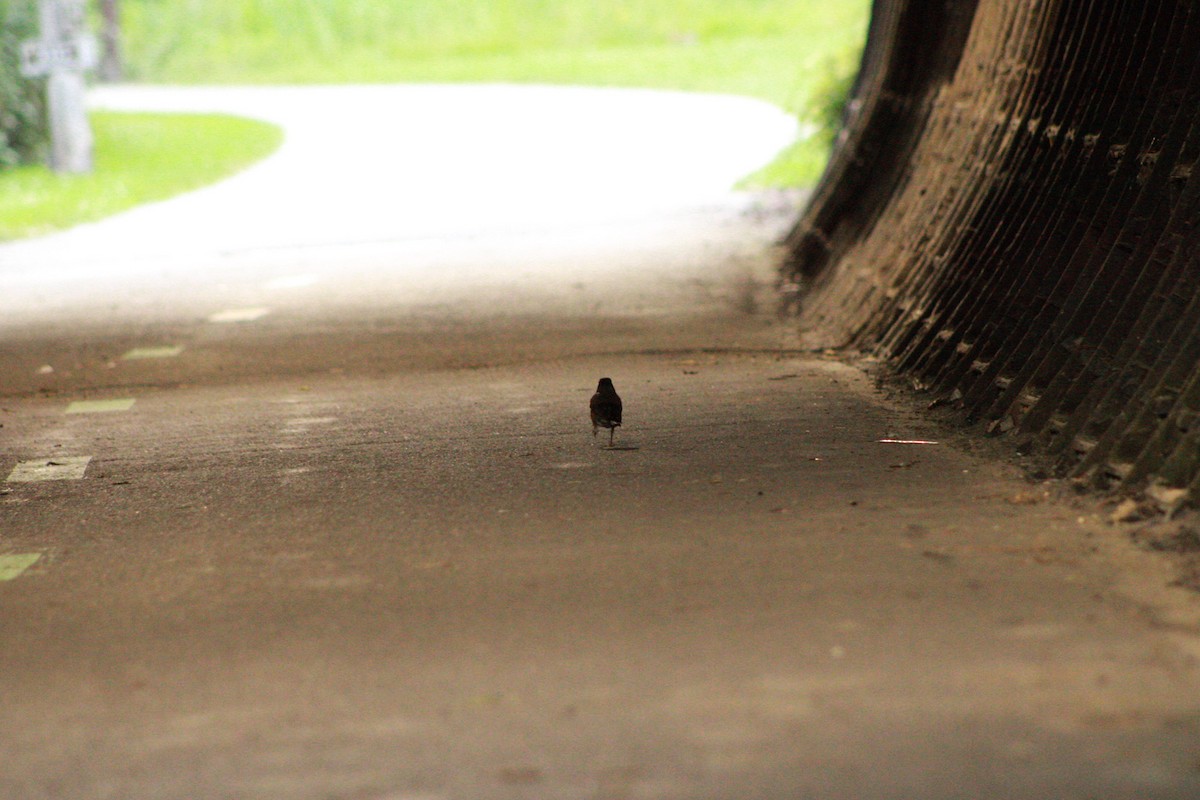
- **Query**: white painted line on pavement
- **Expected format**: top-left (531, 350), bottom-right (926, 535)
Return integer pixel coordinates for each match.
top-left (66, 398), bottom-right (136, 414)
top-left (208, 307), bottom-right (270, 323)
top-left (122, 345), bottom-right (184, 360)
top-left (284, 416), bottom-right (338, 428)
top-left (7, 456), bottom-right (93, 482)
top-left (0, 553), bottom-right (41, 581)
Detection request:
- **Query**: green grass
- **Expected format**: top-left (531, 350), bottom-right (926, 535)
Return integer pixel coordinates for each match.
top-left (120, 0), bottom-right (869, 185)
top-left (2, 1), bottom-right (868, 240)
top-left (0, 111), bottom-right (282, 240)
top-left (122, 1), bottom-right (867, 93)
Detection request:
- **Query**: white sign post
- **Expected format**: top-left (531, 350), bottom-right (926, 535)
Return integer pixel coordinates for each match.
top-left (19, 0), bottom-right (97, 174)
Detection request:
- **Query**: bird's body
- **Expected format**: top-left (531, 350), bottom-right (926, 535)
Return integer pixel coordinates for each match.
top-left (590, 377), bottom-right (622, 446)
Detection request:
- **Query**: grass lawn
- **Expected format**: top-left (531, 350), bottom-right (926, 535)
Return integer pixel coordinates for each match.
top-left (0, 112), bottom-right (282, 241)
top-left (120, 0), bottom-right (870, 188)
top-left (2, 1), bottom-right (868, 239)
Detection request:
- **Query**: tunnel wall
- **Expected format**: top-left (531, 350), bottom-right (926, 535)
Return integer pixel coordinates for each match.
top-left (784, 0), bottom-right (1200, 498)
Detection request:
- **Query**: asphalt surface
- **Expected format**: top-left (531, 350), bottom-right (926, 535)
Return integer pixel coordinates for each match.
top-left (3, 85), bottom-right (1200, 799)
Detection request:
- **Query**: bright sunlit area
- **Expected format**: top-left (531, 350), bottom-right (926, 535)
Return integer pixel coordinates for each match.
top-left (0, 0), bottom-right (870, 240)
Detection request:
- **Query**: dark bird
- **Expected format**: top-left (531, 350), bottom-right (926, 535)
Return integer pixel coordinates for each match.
top-left (590, 377), bottom-right (622, 446)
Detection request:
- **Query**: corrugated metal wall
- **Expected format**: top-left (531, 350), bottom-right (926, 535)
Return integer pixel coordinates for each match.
top-left (784, 0), bottom-right (1200, 499)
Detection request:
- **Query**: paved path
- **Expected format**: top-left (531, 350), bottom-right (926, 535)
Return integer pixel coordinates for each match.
top-left (3, 84), bottom-right (797, 265)
top-left (2, 85), bottom-right (1199, 799)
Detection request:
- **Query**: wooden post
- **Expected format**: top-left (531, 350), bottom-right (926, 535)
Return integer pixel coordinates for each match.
top-left (19, 0), bottom-right (96, 174)
top-left (97, 0), bottom-right (123, 83)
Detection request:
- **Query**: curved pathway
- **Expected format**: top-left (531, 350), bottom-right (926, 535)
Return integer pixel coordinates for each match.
top-left (4, 83), bottom-right (797, 263)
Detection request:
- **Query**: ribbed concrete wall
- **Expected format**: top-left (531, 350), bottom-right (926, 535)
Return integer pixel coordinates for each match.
top-left (784, 0), bottom-right (1200, 498)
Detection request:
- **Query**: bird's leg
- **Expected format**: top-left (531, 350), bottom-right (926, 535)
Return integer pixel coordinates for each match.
top-left (609, 426), bottom-right (615, 446)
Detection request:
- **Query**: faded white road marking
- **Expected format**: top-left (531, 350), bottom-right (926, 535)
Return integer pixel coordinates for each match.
top-left (7, 456), bottom-right (92, 482)
top-left (0, 553), bottom-right (41, 581)
top-left (284, 416), bottom-right (338, 428)
top-left (122, 345), bottom-right (184, 360)
top-left (66, 398), bottom-right (136, 414)
top-left (208, 307), bottom-right (270, 323)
